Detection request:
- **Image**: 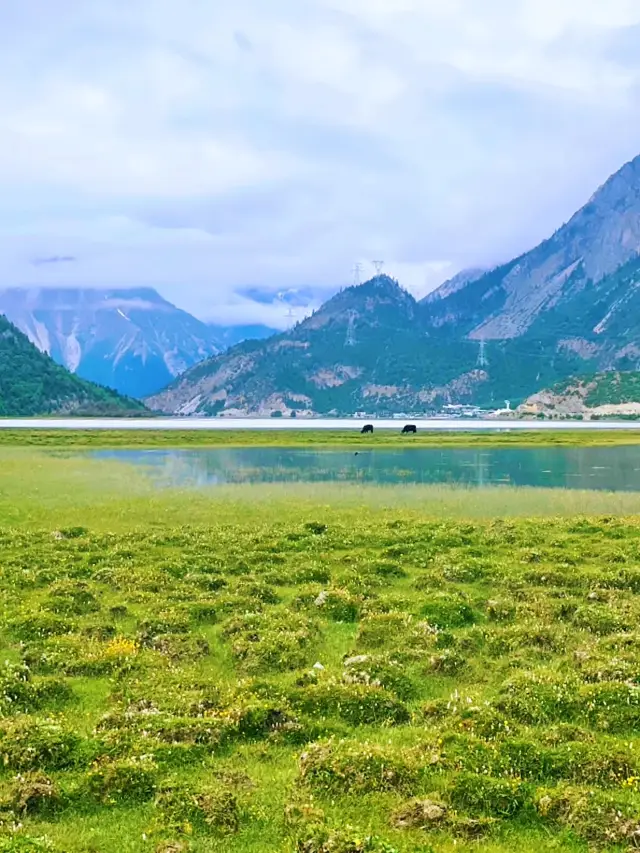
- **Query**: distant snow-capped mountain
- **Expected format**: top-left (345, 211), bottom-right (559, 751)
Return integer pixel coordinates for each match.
top-left (208, 323), bottom-right (277, 348)
top-left (0, 287), bottom-right (223, 399)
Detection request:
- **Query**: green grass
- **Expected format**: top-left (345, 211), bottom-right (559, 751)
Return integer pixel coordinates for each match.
top-left (1, 449), bottom-right (640, 851)
top-left (2, 427), bottom-right (640, 449)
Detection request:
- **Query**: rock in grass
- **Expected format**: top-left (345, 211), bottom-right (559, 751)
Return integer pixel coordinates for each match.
top-left (392, 798), bottom-right (448, 828)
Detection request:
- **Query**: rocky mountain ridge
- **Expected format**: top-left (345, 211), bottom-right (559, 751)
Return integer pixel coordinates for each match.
top-left (143, 150), bottom-right (640, 415)
top-left (426, 154), bottom-right (640, 341)
top-left (0, 287), bottom-right (225, 399)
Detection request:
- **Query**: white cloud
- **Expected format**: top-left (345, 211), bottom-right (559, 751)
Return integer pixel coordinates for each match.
top-left (0, 0), bottom-right (639, 321)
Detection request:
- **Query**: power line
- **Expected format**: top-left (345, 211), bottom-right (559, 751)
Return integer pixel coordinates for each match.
top-left (345, 310), bottom-right (356, 347)
top-left (477, 338), bottom-right (488, 368)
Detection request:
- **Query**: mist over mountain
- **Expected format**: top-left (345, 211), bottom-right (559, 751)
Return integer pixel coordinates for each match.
top-left (0, 287), bottom-right (225, 399)
top-left (146, 153), bottom-right (640, 416)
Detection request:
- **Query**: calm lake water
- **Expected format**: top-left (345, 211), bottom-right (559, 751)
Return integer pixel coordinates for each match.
top-left (93, 446), bottom-right (640, 491)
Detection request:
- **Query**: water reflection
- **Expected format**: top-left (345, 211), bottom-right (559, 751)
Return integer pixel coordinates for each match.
top-left (90, 447), bottom-right (640, 491)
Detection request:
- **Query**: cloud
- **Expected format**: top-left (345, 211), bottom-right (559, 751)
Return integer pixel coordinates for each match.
top-left (0, 0), bottom-right (640, 322)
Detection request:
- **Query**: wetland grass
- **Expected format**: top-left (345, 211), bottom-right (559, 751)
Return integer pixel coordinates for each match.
top-left (0, 447), bottom-right (639, 850)
top-left (2, 427), bottom-right (640, 450)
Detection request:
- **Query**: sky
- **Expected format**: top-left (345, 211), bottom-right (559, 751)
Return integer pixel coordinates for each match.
top-left (1, 0), bottom-right (640, 328)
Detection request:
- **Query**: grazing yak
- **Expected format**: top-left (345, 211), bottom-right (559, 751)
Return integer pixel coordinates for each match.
top-left (402, 424), bottom-right (417, 434)
top-left (361, 424), bottom-right (374, 434)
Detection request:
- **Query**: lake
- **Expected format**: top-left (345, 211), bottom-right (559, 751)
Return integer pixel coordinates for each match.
top-left (93, 446), bottom-right (640, 491)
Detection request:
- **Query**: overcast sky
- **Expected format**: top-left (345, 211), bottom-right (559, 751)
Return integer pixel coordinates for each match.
top-left (1, 0), bottom-right (640, 327)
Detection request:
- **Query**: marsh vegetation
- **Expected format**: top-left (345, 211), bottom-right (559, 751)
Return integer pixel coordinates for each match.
top-left (0, 443), bottom-right (639, 851)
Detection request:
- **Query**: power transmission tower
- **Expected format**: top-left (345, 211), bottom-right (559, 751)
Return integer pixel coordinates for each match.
top-left (372, 260), bottom-right (384, 276)
top-left (477, 338), bottom-right (488, 368)
top-left (352, 263), bottom-right (363, 286)
top-left (345, 310), bottom-right (356, 347)
top-left (285, 306), bottom-right (296, 324)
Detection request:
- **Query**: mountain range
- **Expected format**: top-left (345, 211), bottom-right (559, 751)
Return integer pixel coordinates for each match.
top-left (0, 313), bottom-right (143, 416)
top-left (147, 152), bottom-right (640, 416)
top-left (0, 287), bottom-right (224, 400)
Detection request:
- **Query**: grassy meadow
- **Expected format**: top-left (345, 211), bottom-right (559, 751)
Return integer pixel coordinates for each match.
top-left (1, 439), bottom-right (640, 851)
top-left (2, 426), bottom-right (640, 449)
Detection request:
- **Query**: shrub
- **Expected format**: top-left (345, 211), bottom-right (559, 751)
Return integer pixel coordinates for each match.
top-left (428, 650), bottom-right (467, 675)
top-left (147, 634), bottom-right (210, 662)
top-left (10, 613), bottom-right (75, 641)
top-left (391, 798), bottom-right (448, 829)
top-left (234, 579), bottom-right (280, 604)
top-left (0, 664), bottom-right (71, 715)
top-left (485, 598), bottom-right (517, 622)
top-left (423, 703), bottom-right (513, 740)
top-left (342, 655), bottom-right (418, 701)
top-left (448, 773), bottom-right (530, 817)
top-left (215, 698), bottom-right (298, 741)
top-left (582, 682), bottom-right (640, 732)
top-left (46, 581), bottom-right (100, 616)
top-left (24, 635), bottom-right (140, 677)
top-left (0, 717), bottom-right (95, 770)
top-left (299, 739), bottom-right (419, 794)
top-left (305, 523), bottom-right (328, 535)
top-left (138, 612), bottom-right (191, 642)
top-left (155, 782), bottom-right (240, 834)
top-left (224, 612), bottom-right (318, 672)
top-left (314, 589), bottom-right (362, 623)
top-left (189, 603), bottom-right (218, 624)
top-left (86, 756), bottom-right (158, 804)
top-left (297, 826), bottom-right (400, 853)
top-left (292, 680), bottom-right (410, 726)
top-left (572, 605), bottom-right (630, 635)
top-left (420, 593), bottom-right (478, 629)
top-left (356, 614), bottom-right (413, 650)
top-left (535, 785), bottom-right (640, 845)
top-left (3, 773), bottom-right (60, 816)
top-left (439, 733), bottom-right (639, 785)
top-left (496, 672), bottom-right (581, 724)
top-left (371, 561), bottom-right (407, 579)
top-left (483, 624), bottom-right (566, 657)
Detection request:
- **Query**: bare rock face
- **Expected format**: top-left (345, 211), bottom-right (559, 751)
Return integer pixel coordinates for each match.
top-left (147, 153), bottom-right (640, 416)
top-left (519, 370), bottom-right (640, 417)
top-left (0, 287), bottom-right (222, 399)
top-left (426, 154), bottom-right (640, 341)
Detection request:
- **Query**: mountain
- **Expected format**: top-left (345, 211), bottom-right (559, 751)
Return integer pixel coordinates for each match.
top-left (421, 268), bottom-right (487, 304)
top-left (146, 275), bottom-right (486, 415)
top-left (425, 154), bottom-right (640, 340)
top-left (208, 323), bottom-right (278, 349)
top-left (0, 314), bottom-right (144, 416)
top-left (0, 288), bottom-right (223, 399)
top-left (237, 286), bottom-right (318, 308)
top-left (519, 371), bottom-right (640, 418)
top-left (147, 153), bottom-right (640, 415)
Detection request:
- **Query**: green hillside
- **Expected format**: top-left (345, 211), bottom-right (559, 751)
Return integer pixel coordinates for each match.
top-left (0, 314), bottom-right (145, 416)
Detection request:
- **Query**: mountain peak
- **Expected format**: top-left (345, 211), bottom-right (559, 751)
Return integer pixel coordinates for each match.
top-left (424, 152), bottom-right (640, 341)
top-left (0, 286), bottom-right (222, 399)
top-left (355, 274), bottom-right (404, 294)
